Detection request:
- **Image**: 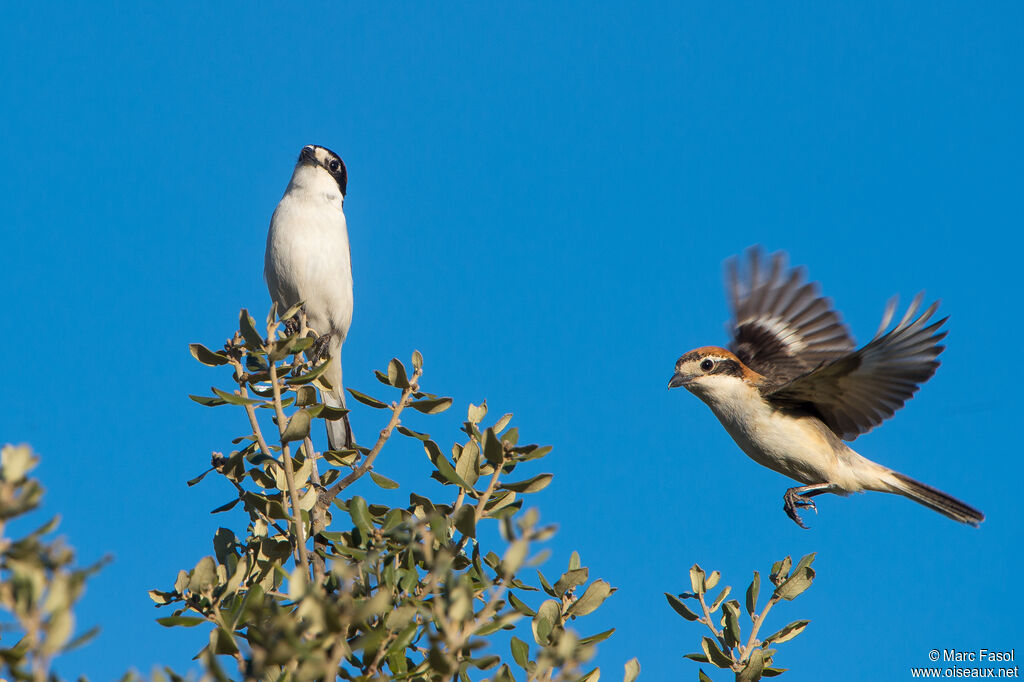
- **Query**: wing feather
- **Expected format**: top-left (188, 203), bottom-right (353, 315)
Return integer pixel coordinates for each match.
top-left (767, 294), bottom-right (947, 440)
top-left (726, 247), bottom-right (856, 384)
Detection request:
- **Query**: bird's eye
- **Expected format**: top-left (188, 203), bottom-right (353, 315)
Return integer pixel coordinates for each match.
top-left (700, 359), bottom-right (714, 372)
top-left (329, 160), bottom-right (340, 172)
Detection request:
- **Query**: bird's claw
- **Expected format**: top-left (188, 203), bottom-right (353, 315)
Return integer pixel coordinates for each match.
top-left (283, 317), bottom-right (301, 338)
top-left (311, 333), bottom-right (333, 364)
top-left (783, 489), bottom-right (817, 529)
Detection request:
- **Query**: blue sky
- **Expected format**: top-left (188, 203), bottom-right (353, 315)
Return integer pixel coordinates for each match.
top-left (2, 2), bottom-right (1021, 679)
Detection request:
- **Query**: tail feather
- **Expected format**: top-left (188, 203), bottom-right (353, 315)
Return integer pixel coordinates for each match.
top-left (889, 472), bottom-right (984, 527)
top-left (322, 344), bottom-right (354, 451)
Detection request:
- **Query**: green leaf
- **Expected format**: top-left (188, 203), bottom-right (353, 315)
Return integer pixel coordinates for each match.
top-left (493, 413), bottom-right (513, 432)
top-left (397, 425), bottom-right (430, 440)
top-left (293, 385), bottom-right (317, 406)
top-left (188, 556), bottom-right (218, 592)
top-left (701, 636), bottom-right (734, 669)
top-left (569, 551), bottom-right (581, 571)
top-left (281, 409), bottom-right (311, 443)
top-left (212, 527), bottom-right (236, 565)
top-left (532, 599), bottom-right (560, 645)
top-left (188, 394), bottom-right (228, 407)
top-left (284, 360), bottom-right (330, 385)
top-left (349, 496), bottom-right (372, 535)
top-left (369, 471), bottom-right (399, 489)
top-left (793, 552), bottom-right (816, 574)
top-left (699, 670), bottom-right (713, 682)
top-left (566, 579), bottom-right (613, 618)
top-left (453, 504), bottom-right (476, 538)
top-left (746, 571), bottom-right (760, 616)
top-left (690, 564), bottom-right (707, 596)
top-left (426, 442), bottom-right (470, 489)
top-left (211, 498), bottom-right (240, 514)
top-left (773, 567), bottom-right (814, 601)
top-left (187, 468), bottom-right (214, 487)
top-left (309, 403), bottom-right (349, 420)
top-left (624, 658), bottom-right (641, 682)
top-left (762, 667), bottom-right (788, 677)
top-left (499, 473), bottom-right (553, 493)
top-left (468, 401), bottom-right (488, 424)
top-left (685, 654), bottom-right (710, 663)
top-left (722, 600), bottom-right (742, 649)
top-left (482, 427), bottom-right (504, 465)
top-left (148, 590), bottom-right (176, 605)
top-left (156, 616), bottom-right (207, 628)
top-left (705, 570), bottom-right (721, 591)
top-left (59, 625), bottom-right (100, 655)
top-left (508, 591), bottom-right (536, 617)
top-left (737, 648), bottom-right (764, 682)
top-left (537, 570), bottom-right (557, 597)
top-left (709, 585), bottom-right (731, 613)
top-left (189, 343), bottom-right (229, 366)
top-left (456, 441), bottom-right (481, 487)
top-left (347, 388), bottom-right (389, 409)
top-left (388, 358), bottom-right (410, 388)
top-left (763, 619), bottom-right (810, 645)
top-left (502, 539), bottom-right (529, 576)
top-left (211, 386), bottom-right (263, 406)
top-left (510, 636), bottom-right (529, 667)
top-left (665, 593), bottom-right (699, 621)
top-left (411, 349), bottom-right (423, 370)
top-left (410, 397), bottom-right (452, 414)
top-left (553, 568), bottom-right (589, 597)
top-left (579, 628), bottom-right (615, 645)
top-left (239, 309), bottom-right (264, 347)
top-left (769, 557), bottom-right (792, 586)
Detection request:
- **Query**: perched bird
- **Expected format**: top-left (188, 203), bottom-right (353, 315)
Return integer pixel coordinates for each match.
top-left (668, 248), bottom-right (983, 528)
top-left (265, 145), bottom-right (354, 450)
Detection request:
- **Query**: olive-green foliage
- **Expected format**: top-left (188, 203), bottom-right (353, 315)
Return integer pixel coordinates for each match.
top-left (153, 306), bottom-right (631, 681)
top-left (665, 556), bottom-right (816, 681)
top-left (0, 444), bottom-right (106, 682)
top-left (0, 304), bottom-right (818, 682)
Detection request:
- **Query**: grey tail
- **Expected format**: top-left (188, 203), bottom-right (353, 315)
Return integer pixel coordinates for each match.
top-left (323, 386), bottom-right (354, 451)
top-left (322, 344), bottom-right (354, 451)
top-left (890, 472), bottom-right (984, 527)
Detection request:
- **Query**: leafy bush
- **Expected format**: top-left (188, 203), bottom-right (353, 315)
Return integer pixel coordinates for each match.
top-left (153, 307), bottom-right (630, 681)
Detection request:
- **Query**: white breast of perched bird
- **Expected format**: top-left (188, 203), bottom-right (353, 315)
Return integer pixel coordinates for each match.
top-left (265, 160), bottom-right (353, 339)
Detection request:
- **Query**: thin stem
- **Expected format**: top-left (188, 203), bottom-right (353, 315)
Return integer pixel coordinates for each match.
top-left (741, 595), bottom-right (780, 660)
top-left (325, 368), bottom-right (423, 499)
top-left (228, 358), bottom-right (275, 462)
top-left (268, 361), bottom-right (311, 574)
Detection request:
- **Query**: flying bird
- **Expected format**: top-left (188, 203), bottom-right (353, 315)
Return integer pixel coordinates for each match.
top-left (265, 145), bottom-right (354, 450)
top-left (668, 247), bottom-right (983, 528)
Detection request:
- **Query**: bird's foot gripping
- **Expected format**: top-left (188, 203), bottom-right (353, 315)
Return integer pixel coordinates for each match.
top-left (282, 316), bottom-right (301, 338)
top-left (311, 332), bottom-right (333, 364)
top-left (783, 488), bottom-right (818, 529)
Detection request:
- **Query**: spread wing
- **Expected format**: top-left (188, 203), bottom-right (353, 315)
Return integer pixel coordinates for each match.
top-left (766, 294), bottom-right (947, 440)
top-left (726, 247), bottom-right (856, 385)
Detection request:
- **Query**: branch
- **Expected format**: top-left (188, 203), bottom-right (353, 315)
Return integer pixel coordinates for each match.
top-left (325, 367), bottom-right (423, 500)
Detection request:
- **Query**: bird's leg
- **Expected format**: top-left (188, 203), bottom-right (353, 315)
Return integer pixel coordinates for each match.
top-left (311, 332), bottom-right (333, 365)
top-left (783, 483), bottom-right (841, 529)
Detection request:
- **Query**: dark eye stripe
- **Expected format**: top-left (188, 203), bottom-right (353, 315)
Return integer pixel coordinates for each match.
top-left (710, 359), bottom-right (743, 377)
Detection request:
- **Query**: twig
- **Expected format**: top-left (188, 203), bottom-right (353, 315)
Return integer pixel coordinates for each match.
top-left (267, 361), bottom-right (311, 574)
top-left (325, 367), bottom-right (423, 499)
top-left (740, 595), bottom-right (780, 661)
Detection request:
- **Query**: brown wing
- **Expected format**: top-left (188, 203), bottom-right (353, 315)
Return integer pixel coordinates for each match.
top-left (726, 247), bottom-right (856, 385)
top-left (766, 294), bottom-right (947, 440)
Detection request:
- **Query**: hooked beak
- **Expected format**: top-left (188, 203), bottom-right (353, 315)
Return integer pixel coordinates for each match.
top-left (299, 145), bottom-right (318, 165)
top-left (668, 372), bottom-right (687, 389)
